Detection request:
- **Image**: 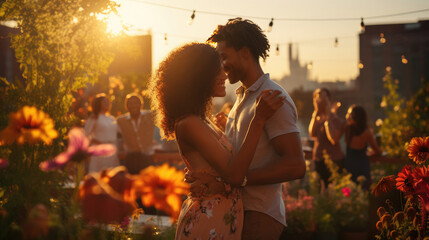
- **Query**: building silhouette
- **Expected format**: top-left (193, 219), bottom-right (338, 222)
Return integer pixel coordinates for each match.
top-left (357, 19), bottom-right (429, 120)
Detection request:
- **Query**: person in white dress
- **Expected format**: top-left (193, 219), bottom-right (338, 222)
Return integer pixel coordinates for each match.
top-left (84, 93), bottom-right (119, 173)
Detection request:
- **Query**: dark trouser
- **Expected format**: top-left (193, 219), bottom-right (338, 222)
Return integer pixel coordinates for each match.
top-left (242, 210), bottom-right (285, 240)
top-left (315, 158), bottom-right (344, 187)
top-left (124, 152), bottom-right (152, 175)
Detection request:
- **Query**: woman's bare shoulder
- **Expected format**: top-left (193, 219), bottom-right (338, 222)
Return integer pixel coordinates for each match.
top-left (175, 115), bottom-right (206, 135)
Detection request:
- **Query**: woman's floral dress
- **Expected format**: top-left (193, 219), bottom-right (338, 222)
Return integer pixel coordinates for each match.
top-left (175, 135), bottom-right (243, 240)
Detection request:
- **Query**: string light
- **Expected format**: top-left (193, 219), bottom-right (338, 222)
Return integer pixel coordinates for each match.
top-left (275, 44), bottom-right (280, 56)
top-left (188, 10), bottom-right (196, 25)
top-left (132, 1), bottom-right (429, 23)
top-left (334, 37), bottom-right (339, 47)
top-left (358, 60), bottom-right (364, 69)
top-left (360, 17), bottom-right (365, 32)
top-left (401, 54), bottom-right (408, 64)
top-left (380, 33), bottom-right (386, 44)
top-left (307, 62), bottom-right (313, 70)
top-left (267, 18), bottom-right (274, 32)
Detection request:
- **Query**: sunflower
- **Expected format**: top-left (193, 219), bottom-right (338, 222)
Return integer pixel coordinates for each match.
top-left (0, 106), bottom-right (58, 145)
top-left (135, 163), bottom-right (189, 219)
top-left (396, 165), bottom-right (416, 195)
top-left (407, 137), bottom-right (429, 165)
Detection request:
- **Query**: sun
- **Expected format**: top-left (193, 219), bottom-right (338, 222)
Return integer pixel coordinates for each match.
top-left (104, 12), bottom-right (125, 35)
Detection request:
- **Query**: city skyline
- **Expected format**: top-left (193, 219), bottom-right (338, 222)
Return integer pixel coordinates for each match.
top-left (109, 0), bottom-right (428, 81)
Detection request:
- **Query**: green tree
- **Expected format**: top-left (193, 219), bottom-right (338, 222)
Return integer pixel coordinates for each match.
top-left (0, 0), bottom-right (119, 238)
top-left (378, 68), bottom-right (429, 158)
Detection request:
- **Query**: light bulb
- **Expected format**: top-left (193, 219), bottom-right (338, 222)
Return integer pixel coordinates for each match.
top-left (188, 10), bottom-right (196, 25)
top-left (267, 18), bottom-right (273, 32)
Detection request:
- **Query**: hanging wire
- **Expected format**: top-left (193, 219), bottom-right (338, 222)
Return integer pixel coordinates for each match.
top-left (130, 0), bottom-right (429, 22)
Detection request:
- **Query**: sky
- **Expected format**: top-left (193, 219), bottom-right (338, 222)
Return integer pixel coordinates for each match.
top-left (111, 0), bottom-right (429, 82)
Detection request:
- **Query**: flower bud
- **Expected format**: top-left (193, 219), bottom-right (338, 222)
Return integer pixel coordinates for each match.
top-left (376, 220), bottom-right (383, 231)
top-left (381, 214), bottom-right (392, 228)
top-left (393, 212), bottom-right (404, 225)
top-left (377, 206), bottom-right (387, 218)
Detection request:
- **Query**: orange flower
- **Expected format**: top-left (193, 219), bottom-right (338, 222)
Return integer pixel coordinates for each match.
top-left (79, 166), bottom-right (136, 224)
top-left (0, 106), bottom-right (58, 145)
top-left (372, 175), bottom-right (396, 197)
top-left (135, 163), bottom-right (189, 219)
top-left (407, 137), bottom-right (429, 165)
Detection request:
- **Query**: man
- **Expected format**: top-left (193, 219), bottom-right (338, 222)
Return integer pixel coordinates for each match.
top-left (309, 88), bottom-right (344, 186)
top-left (117, 93), bottom-right (156, 174)
top-left (207, 18), bottom-right (306, 239)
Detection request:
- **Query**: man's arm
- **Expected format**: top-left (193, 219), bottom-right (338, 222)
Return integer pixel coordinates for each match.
top-left (246, 132), bottom-right (306, 185)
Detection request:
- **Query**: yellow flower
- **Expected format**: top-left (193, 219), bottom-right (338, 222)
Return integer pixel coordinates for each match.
top-left (407, 137), bottom-right (429, 165)
top-left (0, 106), bottom-right (58, 145)
top-left (135, 163), bottom-right (189, 219)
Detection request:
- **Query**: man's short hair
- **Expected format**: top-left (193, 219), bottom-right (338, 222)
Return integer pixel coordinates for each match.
top-left (124, 93), bottom-right (143, 111)
top-left (207, 18), bottom-right (270, 61)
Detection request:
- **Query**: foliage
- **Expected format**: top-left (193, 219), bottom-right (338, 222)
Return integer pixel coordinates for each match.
top-left (378, 68), bottom-right (429, 158)
top-left (321, 153), bottom-right (369, 232)
top-left (282, 184), bottom-right (315, 239)
top-left (0, 0), bottom-right (119, 238)
top-left (283, 155), bottom-right (370, 238)
top-left (373, 136), bottom-right (429, 239)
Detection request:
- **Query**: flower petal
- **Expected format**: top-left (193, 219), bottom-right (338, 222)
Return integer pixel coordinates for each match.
top-left (88, 144), bottom-right (116, 156)
top-left (68, 128), bottom-right (89, 151)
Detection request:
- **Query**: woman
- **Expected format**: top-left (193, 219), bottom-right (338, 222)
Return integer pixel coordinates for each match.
top-left (150, 43), bottom-right (284, 239)
top-left (345, 105), bottom-right (381, 190)
top-left (84, 93), bottom-right (119, 173)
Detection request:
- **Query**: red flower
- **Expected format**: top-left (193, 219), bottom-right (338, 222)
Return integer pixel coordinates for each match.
top-left (341, 187), bottom-right (351, 197)
top-left (79, 166), bottom-right (136, 224)
top-left (372, 175), bottom-right (396, 197)
top-left (396, 165), bottom-right (416, 195)
top-left (407, 137), bottom-right (429, 165)
top-left (412, 166), bottom-right (429, 195)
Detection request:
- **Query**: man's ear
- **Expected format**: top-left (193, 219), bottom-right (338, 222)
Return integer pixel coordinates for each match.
top-left (238, 47), bottom-right (252, 60)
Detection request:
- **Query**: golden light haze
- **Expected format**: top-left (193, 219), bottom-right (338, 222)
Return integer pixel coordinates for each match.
top-left (105, 0), bottom-right (429, 82)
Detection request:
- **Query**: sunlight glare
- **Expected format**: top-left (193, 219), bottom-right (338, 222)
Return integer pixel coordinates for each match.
top-left (105, 13), bottom-right (125, 35)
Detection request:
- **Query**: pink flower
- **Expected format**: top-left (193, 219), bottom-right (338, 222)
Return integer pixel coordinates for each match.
top-left (0, 158), bottom-right (9, 169)
top-left (40, 128), bottom-right (116, 171)
top-left (342, 187), bottom-right (351, 197)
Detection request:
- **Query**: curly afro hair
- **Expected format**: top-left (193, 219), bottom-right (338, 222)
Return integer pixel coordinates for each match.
top-left (149, 43), bottom-right (221, 140)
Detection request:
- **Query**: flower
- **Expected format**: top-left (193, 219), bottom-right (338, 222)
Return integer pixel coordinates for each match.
top-left (407, 137), bottom-right (429, 165)
top-left (396, 165), bottom-right (416, 195)
top-left (412, 166), bottom-right (429, 195)
top-left (0, 106), bottom-right (58, 145)
top-left (341, 187), bottom-right (351, 197)
top-left (40, 128), bottom-right (116, 171)
top-left (135, 163), bottom-right (189, 219)
top-left (0, 158), bottom-right (9, 169)
top-left (79, 166), bottom-right (136, 224)
top-left (372, 175), bottom-right (396, 197)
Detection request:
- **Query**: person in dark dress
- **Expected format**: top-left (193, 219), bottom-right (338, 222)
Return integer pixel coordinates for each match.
top-left (344, 105), bottom-right (382, 190)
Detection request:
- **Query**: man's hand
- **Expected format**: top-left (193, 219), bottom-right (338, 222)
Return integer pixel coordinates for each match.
top-left (184, 170), bottom-right (226, 197)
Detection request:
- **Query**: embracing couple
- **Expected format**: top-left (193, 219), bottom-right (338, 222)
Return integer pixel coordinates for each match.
top-left (149, 18), bottom-right (306, 240)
